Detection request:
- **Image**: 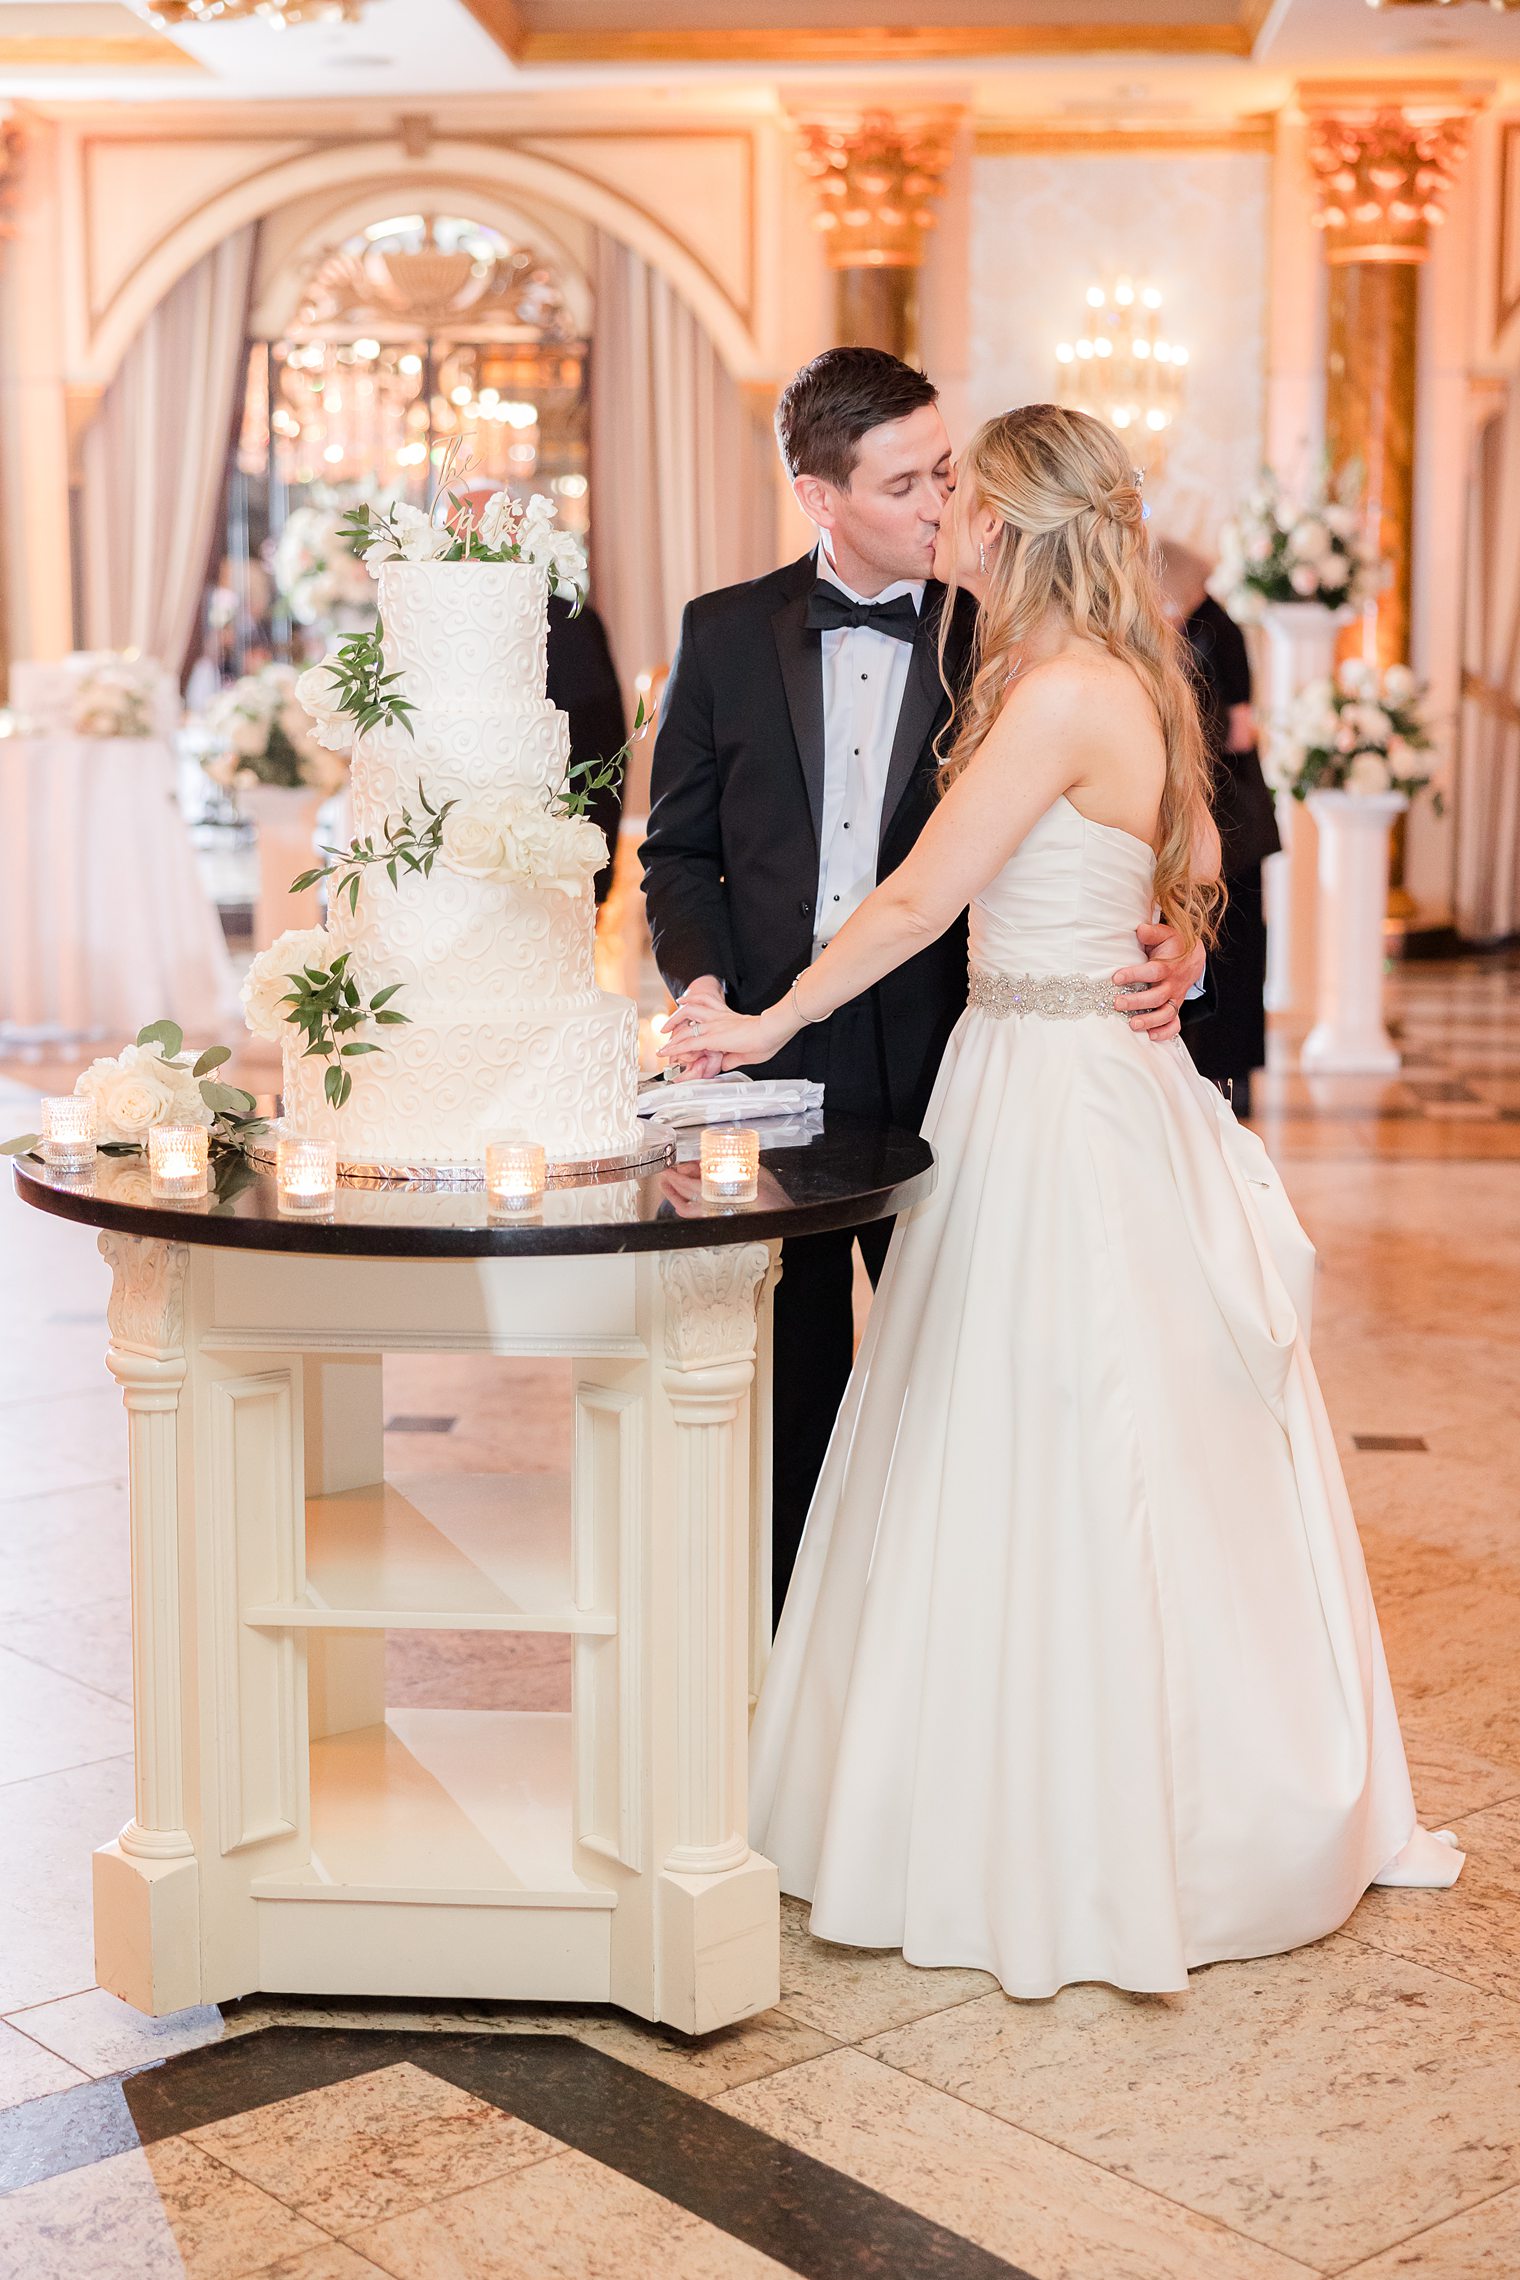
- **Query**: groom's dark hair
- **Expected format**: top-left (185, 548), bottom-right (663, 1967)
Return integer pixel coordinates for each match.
top-left (775, 347), bottom-right (938, 490)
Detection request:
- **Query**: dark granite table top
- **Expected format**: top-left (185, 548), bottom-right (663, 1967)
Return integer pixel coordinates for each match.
top-left (13, 1115), bottom-right (935, 1260)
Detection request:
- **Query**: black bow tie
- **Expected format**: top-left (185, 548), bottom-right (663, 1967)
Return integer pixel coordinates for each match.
top-left (805, 585), bottom-right (921, 643)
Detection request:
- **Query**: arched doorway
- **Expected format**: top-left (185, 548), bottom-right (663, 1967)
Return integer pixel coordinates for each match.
top-left (205, 208), bottom-right (592, 678)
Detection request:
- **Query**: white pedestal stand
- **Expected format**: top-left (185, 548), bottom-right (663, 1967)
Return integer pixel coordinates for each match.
top-left (1261, 603), bottom-right (1350, 1016)
top-left (1300, 789), bottom-right (1406, 1075)
top-left (17, 1132), bottom-right (933, 2034)
top-left (243, 783), bottom-right (324, 949)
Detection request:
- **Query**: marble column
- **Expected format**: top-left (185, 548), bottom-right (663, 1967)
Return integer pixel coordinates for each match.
top-left (794, 109), bottom-right (958, 362)
top-left (1304, 96), bottom-right (1474, 913)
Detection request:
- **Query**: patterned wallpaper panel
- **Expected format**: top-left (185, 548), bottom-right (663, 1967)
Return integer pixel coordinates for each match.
top-left (968, 152), bottom-right (1270, 560)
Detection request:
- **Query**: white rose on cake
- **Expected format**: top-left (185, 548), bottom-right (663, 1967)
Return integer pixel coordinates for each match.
top-left (241, 926), bottom-right (330, 1042)
top-left (502, 805), bottom-right (606, 891)
top-left (478, 491), bottom-right (517, 550)
top-left (295, 663), bottom-right (356, 756)
top-left (438, 809), bottom-right (509, 880)
top-left (75, 1042), bottom-right (213, 1143)
top-left (363, 502), bottom-right (451, 568)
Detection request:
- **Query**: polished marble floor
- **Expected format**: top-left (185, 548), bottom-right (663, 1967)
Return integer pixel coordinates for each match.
top-left (1, 957), bottom-right (1518, 2277)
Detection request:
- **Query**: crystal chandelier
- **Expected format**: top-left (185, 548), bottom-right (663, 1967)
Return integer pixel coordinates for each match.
top-left (1055, 280), bottom-right (1188, 469)
top-left (143, 0), bottom-right (364, 26)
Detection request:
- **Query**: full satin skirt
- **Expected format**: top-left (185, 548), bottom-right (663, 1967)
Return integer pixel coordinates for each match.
top-left (749, 1009), bottom-right (1460, 2000)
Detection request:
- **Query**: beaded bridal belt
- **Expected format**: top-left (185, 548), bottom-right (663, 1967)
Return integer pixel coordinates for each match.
top-left (968, 966), bottom-right (1137, 1021)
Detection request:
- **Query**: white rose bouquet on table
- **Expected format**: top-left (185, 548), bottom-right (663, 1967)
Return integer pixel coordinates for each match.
top-left (70, 653), bottom-right (161, 740)
top-left (201, 663), bottom-right (348, 795)
top-left (1210, 469), bottom-right (1385, 626)
top-left (272, 486), bottom-right (386, 633)
top-left (1265, 659), bottom-right (1442, 806)
top-left (2, 1020), bottom-right (272, 1165)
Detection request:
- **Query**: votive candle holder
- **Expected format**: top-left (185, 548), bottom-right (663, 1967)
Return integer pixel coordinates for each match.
top-left (700, 1125), bottom-right (760, 1204)
top-left (148, 1122), bottom-right (209, 1198)
top-left (276, 1135), bottom-right (338, 1215)
top-left (41, 1095), bottom-right (96, 1171)
top-left (486, 1136), bottom-right (547, 1216)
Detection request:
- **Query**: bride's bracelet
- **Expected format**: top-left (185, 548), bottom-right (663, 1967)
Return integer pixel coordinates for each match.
top-left (790, 976), bottom-right (819, 1027)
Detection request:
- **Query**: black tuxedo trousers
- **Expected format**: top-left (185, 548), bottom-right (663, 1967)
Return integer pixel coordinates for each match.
top-left (641, 553), bottom-right (978, 1624)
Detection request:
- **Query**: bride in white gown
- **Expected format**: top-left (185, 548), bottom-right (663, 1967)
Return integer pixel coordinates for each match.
top-left (664, 403), bottom-right (1462, 2001)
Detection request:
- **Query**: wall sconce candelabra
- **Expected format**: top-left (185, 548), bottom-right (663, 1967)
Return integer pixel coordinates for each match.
top-left (1055, 280), bottom-right (1187, 470)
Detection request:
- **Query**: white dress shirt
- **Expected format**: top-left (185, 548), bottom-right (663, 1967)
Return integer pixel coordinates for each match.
top-left (813, 551), bottom-right (925, 955)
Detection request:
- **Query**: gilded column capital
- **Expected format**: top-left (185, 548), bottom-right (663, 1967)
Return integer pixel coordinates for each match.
top-left (792, 108), bottom-right (959, 272)
top-left (1301, 95), bottom-right (1476, 265)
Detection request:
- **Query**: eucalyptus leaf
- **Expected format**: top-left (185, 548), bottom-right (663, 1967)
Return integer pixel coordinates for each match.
top-left (0, 1131), bottom-right (40, 1155)
top-left (192, 1046), bottom-right (232, 1077)
top-left (136, 1019), bottom-right (184, 1059)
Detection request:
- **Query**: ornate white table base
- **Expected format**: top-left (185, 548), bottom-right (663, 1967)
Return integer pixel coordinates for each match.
top-left (93, 1231), bottom-right (781, 2035)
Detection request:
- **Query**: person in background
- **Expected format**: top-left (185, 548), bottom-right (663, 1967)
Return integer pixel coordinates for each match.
top-left (1159, 539), bottom-right (1280, 1118)
top-left (546, 590), bottom-right (626, 906)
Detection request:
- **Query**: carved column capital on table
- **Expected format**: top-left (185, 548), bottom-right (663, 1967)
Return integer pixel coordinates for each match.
top-left (97, 1232), bottom-right (193, 1863)
top-left (660, 1243), bottom-right (770, 1370)
top-left (99, 1232), bottom-right (189, 1360)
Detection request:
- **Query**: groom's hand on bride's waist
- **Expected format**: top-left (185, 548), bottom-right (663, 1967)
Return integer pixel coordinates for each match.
top-left (1111, 922), bottom-right (1205, 1044)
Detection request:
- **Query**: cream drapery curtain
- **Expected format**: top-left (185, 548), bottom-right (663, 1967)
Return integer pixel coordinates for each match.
top-left (81, 225), bottom-right (257, 677)
top-left (589, 232), bottom-right (777, 718)
top-left (1456, 381), bottom-right (1520, 942)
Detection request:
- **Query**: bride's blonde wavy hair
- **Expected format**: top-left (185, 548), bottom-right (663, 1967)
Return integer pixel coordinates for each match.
top-left (938, 404), bottom-right (1221, 955)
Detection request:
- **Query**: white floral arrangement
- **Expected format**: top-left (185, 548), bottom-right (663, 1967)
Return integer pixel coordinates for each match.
top-left (1210, 470), bottom-right (1384, 626)
top-left (273, 485), bottom-right (387, 633)
top-left (342, 487), bottom-right (588, 603)
top-left (1266, 659), bottom-right (1441, 805)
top-left (201, 663), bottom-right (348, 795)
top-left (436, 799), bottom-right (609, 894)
top-left (2, 1020), bottom-right (267, 1164)
top-left (70, 653), bottom-right (161, 740)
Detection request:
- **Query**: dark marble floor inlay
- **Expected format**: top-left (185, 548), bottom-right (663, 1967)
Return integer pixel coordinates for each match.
top-left (0, 2026), bottom-right (1034, 2280)
top-left (382, 1414), bottom-right (458, 1434)
top-left (1352, 1434), bottom-right (1429, 1452)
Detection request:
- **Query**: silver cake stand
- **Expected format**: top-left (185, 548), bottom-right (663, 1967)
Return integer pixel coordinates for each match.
top-left (248, 1119), bottom-right (679, 1191)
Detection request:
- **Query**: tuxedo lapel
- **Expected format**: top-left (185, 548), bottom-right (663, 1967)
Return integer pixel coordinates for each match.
top-left (771, 564), bottom-right (826, 848)
top-left (879, 586), bottom-right (951, 853)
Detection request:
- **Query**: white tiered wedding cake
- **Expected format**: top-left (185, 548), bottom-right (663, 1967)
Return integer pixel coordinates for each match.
top-left (251, 545), bottom-right (641, 1181)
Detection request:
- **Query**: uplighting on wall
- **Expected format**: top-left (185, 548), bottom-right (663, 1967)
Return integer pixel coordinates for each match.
top-left (1055, 279), bottom-right (1188, 471)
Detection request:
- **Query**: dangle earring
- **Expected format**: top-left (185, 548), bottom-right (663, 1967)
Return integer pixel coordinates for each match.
top-left (978, 543), bottom-right (987, 572)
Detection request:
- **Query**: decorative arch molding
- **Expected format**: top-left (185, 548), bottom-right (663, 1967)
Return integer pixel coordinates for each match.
top-left (249, 181), bottom-right (595, 341)
top-left (82, 135), bottom-right (762, 391)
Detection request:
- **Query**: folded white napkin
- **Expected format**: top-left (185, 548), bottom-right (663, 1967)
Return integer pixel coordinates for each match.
top-left (673, 1110), bottom-right (825, 1162)
top-left (636, 1075), bottom-right (825, 1129)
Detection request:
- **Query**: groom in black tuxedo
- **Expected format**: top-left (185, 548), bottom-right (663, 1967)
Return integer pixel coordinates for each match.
top-left (642, 349), bottom-right (1200, 1625)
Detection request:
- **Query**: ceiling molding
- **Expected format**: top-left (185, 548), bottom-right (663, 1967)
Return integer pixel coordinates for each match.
top-left (1294, 77), bottom-right (1496, 119)
top-left (975, 115), bottom-right (1276, 156)
top-left (516, 24), bottom-right (1255, 67)
top-left (0, 36), bottom-right (202, 71)
top-left (456, 0), bottom-right (527, 64)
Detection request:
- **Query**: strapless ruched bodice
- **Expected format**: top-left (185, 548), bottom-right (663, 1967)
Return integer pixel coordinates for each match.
top-left (969, 793), bottom-right (1157, 979)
